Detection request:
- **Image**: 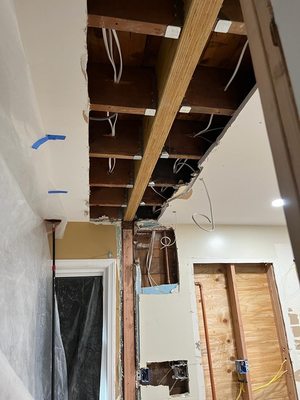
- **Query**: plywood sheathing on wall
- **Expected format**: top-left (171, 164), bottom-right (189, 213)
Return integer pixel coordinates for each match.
top-left (86, 0), bottom-right (256, 222)
top-left (194, 263), bottom-right (295, 400)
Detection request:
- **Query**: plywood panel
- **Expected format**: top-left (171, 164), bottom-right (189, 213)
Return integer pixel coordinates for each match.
top-left (194, 264), bottom-right (238, 400)
top-left (235, 264), bottom-right (289, 400)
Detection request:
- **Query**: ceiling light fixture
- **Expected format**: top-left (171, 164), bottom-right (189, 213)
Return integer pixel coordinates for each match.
top-left (272, 198), bottom-right (285, 207)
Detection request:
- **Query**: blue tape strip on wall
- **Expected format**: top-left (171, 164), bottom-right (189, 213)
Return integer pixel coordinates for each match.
top-left (32, 134), bottom-right (66, 149)
top-left (48, 190), bottom-right (68, 194)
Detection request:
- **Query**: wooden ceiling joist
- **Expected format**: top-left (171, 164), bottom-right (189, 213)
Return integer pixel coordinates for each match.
top-left (87, 0), bottom-right (182, 38)
top-left (124, 0), bottom-right (224, 220)
top-left (216, 0), bottom-right (246, 35)
top-left (180, 66), bottom-right (242, 116)
top-left (90, 187), bottom-right (127, 207)
top-left (89, 119), bottom-right (142, 159)
top-left (141, 187), bottom-right (166, 207)
top-left (88, 63), bottom-right (157, 115)
top-left (89, 158), bottom-right (134, 188)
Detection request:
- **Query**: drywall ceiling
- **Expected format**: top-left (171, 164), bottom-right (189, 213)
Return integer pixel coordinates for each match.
top-left (160, 90), bottom-right (286, 226)
top-left (13, 0), bottom-right (89, 222)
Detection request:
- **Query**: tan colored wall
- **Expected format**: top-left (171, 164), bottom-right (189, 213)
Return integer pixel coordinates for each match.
top-left (55, 222), bottom-right (117, 259)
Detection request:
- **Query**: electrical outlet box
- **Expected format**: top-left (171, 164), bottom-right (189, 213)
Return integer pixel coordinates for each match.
top-left (139, 368), bottom-right (150, 384)
top-left (235, 359), bottom-right (249, 375)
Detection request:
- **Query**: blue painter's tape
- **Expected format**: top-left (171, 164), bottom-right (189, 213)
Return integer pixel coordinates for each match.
top-left (48, 190), bottom-right (68, 194)
top-left (141, 283), bottom-right (178, 295)
top-left (32, 134), bottom-right (66, 149)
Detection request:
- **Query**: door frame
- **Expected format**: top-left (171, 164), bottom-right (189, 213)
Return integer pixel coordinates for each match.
top-left (56, 258), bottom-right (116, 400)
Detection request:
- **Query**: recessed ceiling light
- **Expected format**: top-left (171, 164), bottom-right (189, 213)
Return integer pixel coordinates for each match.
top-left (272, 198), bottom-right (285, 207)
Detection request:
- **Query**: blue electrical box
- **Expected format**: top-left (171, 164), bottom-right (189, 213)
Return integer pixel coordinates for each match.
top-left (235, 360), bottom-right (249, 375)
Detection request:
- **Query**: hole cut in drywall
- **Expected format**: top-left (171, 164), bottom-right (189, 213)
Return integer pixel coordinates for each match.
top-left (143, 360), bottom-right (189, 396)
top-left (134, 227), bottom-right (179, 288)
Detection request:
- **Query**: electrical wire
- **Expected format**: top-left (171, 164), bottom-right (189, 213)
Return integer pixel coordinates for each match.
top-left (150, 186), bottom-right (168, 200)
top-left (193, 114), bottom-right (214, 137)
top-left (89, 113), bottom-right (118, 121)
top-left (173, 159), bottom-right (196, 174)
top-left (157, 368), bottom-right (172, 385)
top-left (252, 360), bottom-right (287, 392)
top-left (224, 40), bottom-right (249, 92)
top-left (145, 231), bottom-right (156, 287)
top-left (192, 178), bottom-right (215, 232)
top-left (235, 382), bottom-right (244, 400)
top-left (108, 157), bottom-right (116, 174)
top-left (101, 28), bottom-right (123, 174)
top-left (160, 236), bottom-right (176, 249)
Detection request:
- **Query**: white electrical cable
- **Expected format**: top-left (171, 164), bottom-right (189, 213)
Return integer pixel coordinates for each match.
top-left (145, 231), bottom-right (156, 287)
top-left (173, 159), bottom-right (196, 174)
top-left (192, 178), bottom-right (215, 232)
top-left (89, 113), bottom-right (118, 122)
top-left (160, 236), bottom-right (176, 249)
top-left (193, 114), bottom-right (214, 137)
top-left (150, 186), bottom-right (168, 200)
top-left (101, 28), bottom-right (123, 173)
top-left (108, 157), bottom-right (116, 174)
top-left (224, 40), bottom-right (249, 92)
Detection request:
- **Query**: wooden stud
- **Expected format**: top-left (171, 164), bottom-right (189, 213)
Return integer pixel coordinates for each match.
top-left (87, 0), bottom-right (182, 38)
top-left (89, 158), bottom-right (134, 188)
top-left (226, 264), bottom-right (253, 400)
top-left (122, 225), bottom-right (136, 400)
top-left (88, 63), bottom-right (156, 115)
top-left (239, 0), bottom-right (300, 279)
top-left (266, 265), bottom-right (298, 399)
top-left (89, 119), bottom-right (142, 160)
top-left (124, 0), bottom-right (224, 220)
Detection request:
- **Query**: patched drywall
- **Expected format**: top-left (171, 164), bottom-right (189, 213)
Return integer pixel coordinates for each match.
top-left (139, 225), bottom-right (300, 399)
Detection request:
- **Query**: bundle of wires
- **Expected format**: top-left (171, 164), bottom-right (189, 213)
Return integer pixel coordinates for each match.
top-left (101, 28), bottom-right (123, 173)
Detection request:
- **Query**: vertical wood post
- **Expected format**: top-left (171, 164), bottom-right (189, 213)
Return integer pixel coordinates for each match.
top-left (239, 0), bottom-right (300, 281)
top-left (122, 222), bottom-right (136, 400)
top-left (266, 265), bottom-right (298, 399)
top-left (226, 264), bottom-right (253, 400)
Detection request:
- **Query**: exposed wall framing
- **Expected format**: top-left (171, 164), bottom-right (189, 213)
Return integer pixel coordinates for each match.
top-left (194, 263), bottom-right (297, 400)
top-left (134, 228), bottom-right (179, 288)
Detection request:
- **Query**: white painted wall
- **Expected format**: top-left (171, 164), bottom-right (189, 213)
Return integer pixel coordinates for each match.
top-left (13, 0), bottom-right (89, 222)
top-left (140, 225), bottom-right (300, 399)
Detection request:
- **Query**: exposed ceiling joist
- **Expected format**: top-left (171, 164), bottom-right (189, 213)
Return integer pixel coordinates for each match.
top-left (124, 0), bottom-right (224, 221)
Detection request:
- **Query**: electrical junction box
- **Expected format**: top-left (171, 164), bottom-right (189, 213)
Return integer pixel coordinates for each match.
top-left (235, 360), bottom-right (249, 375)
top-left (139, 368), bottom-right (150, 384)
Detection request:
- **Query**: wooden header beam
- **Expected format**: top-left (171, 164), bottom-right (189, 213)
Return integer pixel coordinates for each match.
top-left (124, 0), bottom-right (224, 221)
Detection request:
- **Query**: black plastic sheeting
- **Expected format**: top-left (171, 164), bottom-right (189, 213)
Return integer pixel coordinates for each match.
top-left (56, 276), bottom-right (103, 400)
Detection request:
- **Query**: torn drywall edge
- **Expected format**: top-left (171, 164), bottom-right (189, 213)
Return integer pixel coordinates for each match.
top-left (141, 284), bottom-right (179, 295)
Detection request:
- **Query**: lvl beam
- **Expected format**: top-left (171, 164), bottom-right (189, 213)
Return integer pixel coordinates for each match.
top-left (87, 0), bottom-right (182, 38)
top-left (124, 0), bottom-right (224, 221)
